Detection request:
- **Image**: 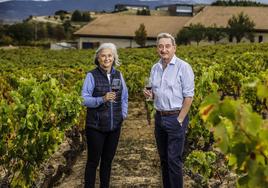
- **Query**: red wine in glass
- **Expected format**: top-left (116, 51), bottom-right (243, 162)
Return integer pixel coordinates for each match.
top-left (145, 86), bottom-right (152, 90)
top-left (111, 79), bottom-right (121, 92)
top-left (111, 78), bottom-right (121, 102)
top-left (145, 77), bottom-right (153, 101)
top-left (112, 87), bottom-right (120, 92)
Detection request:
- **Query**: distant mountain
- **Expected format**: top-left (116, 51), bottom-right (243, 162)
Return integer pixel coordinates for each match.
top-left (0, 0), bottom-right (212, 23)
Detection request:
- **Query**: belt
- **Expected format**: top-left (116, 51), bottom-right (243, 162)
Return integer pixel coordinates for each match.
top-left (156, 110), bottom-right (180, 116)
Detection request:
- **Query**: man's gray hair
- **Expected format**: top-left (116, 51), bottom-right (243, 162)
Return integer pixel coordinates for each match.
top-left (94, 43), bottom-right (120, 66)
top-left (156, 33), bottom-right (176, 46)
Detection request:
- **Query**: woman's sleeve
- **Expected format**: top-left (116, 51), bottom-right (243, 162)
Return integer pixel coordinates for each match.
top-left (81, 73), bottom-right (104, 107)
top-left (120, 73), bottom-right (128, 119)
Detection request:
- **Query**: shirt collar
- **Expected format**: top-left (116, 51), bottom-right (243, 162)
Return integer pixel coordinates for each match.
top-left (158, 55), bottom-right (177, 67)
top-left (169, 55), bottom-right (177, 65)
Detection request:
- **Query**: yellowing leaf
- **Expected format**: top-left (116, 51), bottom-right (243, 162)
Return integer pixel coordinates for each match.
top-left (200, 104), bottom-right (214, 122)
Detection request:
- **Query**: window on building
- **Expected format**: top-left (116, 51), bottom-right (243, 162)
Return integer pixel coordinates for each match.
top-left (229, 36), bottom-right (233, 43)
top-left (82, 42), bottom-right (99, 49)
top-left (258, 35), bottom-right (263, 43)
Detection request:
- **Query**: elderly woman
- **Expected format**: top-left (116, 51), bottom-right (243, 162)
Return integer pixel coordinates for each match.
top-left (81, 43), bottom-right (128, 188)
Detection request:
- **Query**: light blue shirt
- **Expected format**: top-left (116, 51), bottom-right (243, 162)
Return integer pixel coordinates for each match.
top-left (150, 55), bottom-right (194, 111)
top-left (81, 69), bottom-right (128, 119)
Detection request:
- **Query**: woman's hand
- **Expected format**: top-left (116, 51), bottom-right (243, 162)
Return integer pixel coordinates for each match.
top-left (103, 92), bottom-right (116, 102)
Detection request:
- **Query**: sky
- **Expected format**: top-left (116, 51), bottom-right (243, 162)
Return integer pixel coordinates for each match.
top-left (0, 0), bottom-right (268, 4)
top-left (0, 0), bottom-right (52, 2)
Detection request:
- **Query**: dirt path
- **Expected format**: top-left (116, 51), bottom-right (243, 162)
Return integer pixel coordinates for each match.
top-left (54, 101), bottom-right (162, 188)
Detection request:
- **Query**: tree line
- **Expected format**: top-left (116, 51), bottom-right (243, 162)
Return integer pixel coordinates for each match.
top-left (212, 0), bottom-right (268, 7)
top-left (0, 22), bottom-right (74, 45)
top-left (176, 12), bottom-right (255, 45)
top-left (134, 12), bottom-right (256, 47)
top-left (0, 10), bottom-right (91, 46)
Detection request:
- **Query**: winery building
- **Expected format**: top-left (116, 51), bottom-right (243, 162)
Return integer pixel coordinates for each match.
top-left (185, 6), bottom-right (268, 43)
top-left (74, 14), bottom-right (192, 49)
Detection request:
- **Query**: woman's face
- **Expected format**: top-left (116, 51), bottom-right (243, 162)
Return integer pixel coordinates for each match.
top-left (98, 48), bottom-right (114, 72)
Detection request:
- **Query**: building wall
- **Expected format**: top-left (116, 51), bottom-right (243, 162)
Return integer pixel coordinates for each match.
top-left (229, 32), bottom-right (268, 43)
top-left (114, 4), bottom-right (149, 11)
top-left (254, 32), bottom-right (268, 43)
top-left (155, 7), bottom-right (168, 11)
top-left (169, 5), bottom-right (193, 16)
top-left (77, 37), bottom-right (156, 49)
top-left (77, 32), bottom-right (268, 49)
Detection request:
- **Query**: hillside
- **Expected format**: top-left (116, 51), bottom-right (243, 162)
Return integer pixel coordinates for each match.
top-left (0, 0), bottom-right (202, 22)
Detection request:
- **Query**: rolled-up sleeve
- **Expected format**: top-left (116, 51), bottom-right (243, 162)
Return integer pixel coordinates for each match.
top-left (181, 64), bottom-right (195, 97)
top-left (120, 73), bottom-right (128, 119)
top-left (81, 73), bottom-right (104, 107)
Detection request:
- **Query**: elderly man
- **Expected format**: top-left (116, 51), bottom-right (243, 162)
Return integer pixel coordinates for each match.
top-left (144, 33), bottom-right (194, 188)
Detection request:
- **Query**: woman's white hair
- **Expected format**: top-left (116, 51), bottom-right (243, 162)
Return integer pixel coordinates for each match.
top-left (94, 43), bottom-right (120, 66)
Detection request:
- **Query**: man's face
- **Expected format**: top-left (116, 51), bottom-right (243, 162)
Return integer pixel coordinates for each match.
top-left (157, 38), bottom-right (176, 63)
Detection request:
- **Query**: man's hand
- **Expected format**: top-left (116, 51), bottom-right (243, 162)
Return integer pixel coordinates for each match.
top-left (177, 117), bottom-right (183, 127)
top-left (143, 88), bottom-right (153, 100)
top-left (177, 97), bottom-right (193, 126)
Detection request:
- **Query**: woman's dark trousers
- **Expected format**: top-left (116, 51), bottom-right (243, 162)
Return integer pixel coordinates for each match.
top-left (84, 127), bottom-right (121, 188)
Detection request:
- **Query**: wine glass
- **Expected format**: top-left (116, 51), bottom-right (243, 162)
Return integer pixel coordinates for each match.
top-left (144, 77), bottom-right (152, 101)
top-left (111, 78), bottom-right (121, 102)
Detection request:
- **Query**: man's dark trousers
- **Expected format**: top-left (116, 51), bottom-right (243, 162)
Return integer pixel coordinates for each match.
top-left (154, 112), bottom-right (189, 188)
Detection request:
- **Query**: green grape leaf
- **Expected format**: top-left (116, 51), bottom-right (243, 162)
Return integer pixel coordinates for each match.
top-left (257, 84), bottom-right (268, 99)
top-left (214, 122), bottom-right (229, 153)
top-left (227, 154), bottom-right (237, 167)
